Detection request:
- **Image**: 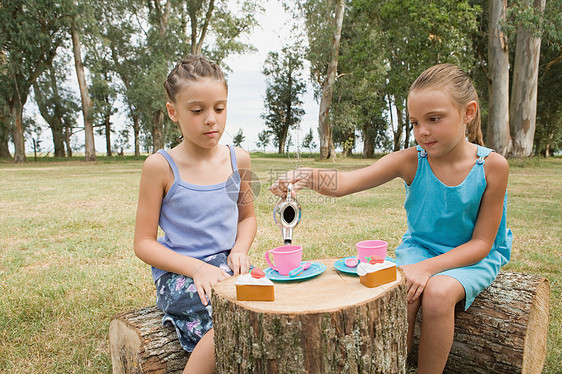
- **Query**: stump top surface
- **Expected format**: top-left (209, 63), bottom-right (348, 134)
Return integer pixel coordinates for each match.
top-left (213, 258), bottom-right (404, 314)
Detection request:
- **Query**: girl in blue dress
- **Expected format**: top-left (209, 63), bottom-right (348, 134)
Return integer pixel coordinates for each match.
top-left (134, 55), bottom-right (257, 374)
top-left (271, 63), bottom-right (511, 373)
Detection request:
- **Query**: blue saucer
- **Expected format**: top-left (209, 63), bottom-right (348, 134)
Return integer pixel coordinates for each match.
top-left (334, 256), bottom-right (397, 276)
top-left (264, 261), bottom-right (327, 282)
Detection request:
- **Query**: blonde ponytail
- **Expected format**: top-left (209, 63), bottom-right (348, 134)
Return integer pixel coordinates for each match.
top-left (410, 64), bottom-right (484, 146)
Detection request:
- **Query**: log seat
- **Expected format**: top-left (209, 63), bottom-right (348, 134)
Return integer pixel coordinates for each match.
top-left (109, 271), bottom-right (549, 374)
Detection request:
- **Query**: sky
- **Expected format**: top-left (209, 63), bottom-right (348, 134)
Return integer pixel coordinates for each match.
top-left (220, 1), bottom-right (319, 152)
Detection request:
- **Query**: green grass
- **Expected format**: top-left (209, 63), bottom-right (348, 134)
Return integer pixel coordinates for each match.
top-left (0, 155), bottom-right (560, 373)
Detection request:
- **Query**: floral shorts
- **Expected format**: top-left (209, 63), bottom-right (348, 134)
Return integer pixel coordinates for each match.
top-left (155, 252), bottom-right (233, 352)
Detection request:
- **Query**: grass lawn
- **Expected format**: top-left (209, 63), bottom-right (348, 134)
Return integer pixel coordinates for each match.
top-left (0, 154), bottom-right (560, 373)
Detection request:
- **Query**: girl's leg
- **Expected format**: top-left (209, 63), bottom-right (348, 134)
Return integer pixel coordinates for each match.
top-left (183, 328), bottom-right (216, 374)
top-left (406, 297), bottom-right (421, 354)
top-left (417, 275), bottom-right (465, 374)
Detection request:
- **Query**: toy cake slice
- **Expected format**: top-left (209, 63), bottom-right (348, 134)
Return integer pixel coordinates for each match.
top-left (235, 268), bottom-right (274, 301)
top-left (356, 257), bottom-right (397, 288)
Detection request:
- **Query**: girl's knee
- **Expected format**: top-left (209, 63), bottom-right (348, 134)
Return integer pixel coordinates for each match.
top-left (421, 277), bottom-right (464, 318)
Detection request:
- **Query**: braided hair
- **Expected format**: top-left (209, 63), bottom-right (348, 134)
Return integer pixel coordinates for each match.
top-left (164, 55), bottom-right (227, 103)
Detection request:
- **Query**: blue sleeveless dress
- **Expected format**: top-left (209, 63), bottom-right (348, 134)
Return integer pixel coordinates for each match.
top-left (395, 145), bottom-right (512, 309)
top-left (153, 145), bottom-right (240, 352)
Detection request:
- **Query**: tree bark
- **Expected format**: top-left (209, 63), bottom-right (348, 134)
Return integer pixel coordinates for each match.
top-left (318, 0), bottom-right (345, 160)
top-left (213, 258), bottom-right (407, 373)
top-left (411, 272), bottom-right (550, 374)
top-left (509, 0), bottom-right (546, 158)
top-left (0, 138), bottom-right (11, 158)
top-left (10, 101), bottom-right (25, 163)
top-left (71, 15), bottom-right (96, 161)
top-left (33, 76), bottom-right (66, 157)
top-left (109, 306), bottom-right (189, 374)
top-left (362, 121), bottom-right (374, 158)
top-left (109, 271), bottom-right (549, 374)
top-left (133, 112), bottom-right (141, 157)
top-left (394, 101), bottom-right (404, 151)
top-left (104, 109), bottom-right (112, 157)
top-left (152, 109), bottom-right (164, 153)
top-left (487, 0), bottom-right (511, 156)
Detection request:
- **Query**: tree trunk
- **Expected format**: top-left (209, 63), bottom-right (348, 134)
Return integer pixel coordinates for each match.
top-left (133, 112), bottom-right (140, 157)
top-left (509, 0), bottom-right (546, 158)
top-left (33, 79), bottom-right (66, 157)
top-left (411, 272), bottom-right (550, 374)
top-left (318, 0), bottom-right (345, 160)
top-left (109, 306), bottom-right (189, 374)
top-left (0, 138), bottom-right (11, 158)
top-left (394, 102), bottom-right (404, 151)
top-left (64, 125), bottom-right (73, 158)
top-left (10, 101), bottom-right (25, 163)
top-left (105, 111), bottom-right (112, 157)
top-left (213, 258), bottom-right (407, 373)
top-left (152, 110), bottom-right (164, 153)
top-left (487, 0), bottom-right (511, 156)
top-left (362, 121), bottom-right (374, 158)
top-left (71, 16), bottom-right (96, 161)
top-left (109, 271), bottom-right (549, 374)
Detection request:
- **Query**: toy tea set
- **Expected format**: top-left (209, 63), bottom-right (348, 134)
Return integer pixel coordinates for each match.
top-left (235, 184), bottom-right (397, 301)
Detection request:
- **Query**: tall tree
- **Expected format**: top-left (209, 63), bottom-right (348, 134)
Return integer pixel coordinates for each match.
top-left (294, 0), bottom-right (345, 159)
top-left (318, 0), bottom-right (345, 159)
top-left (0, 0), bottom-right (68, 162)
top-left (33, 60), bottom-right (80, 157)
top-left (261, 46), bottom-right (307, 154)
top-left (534, 0), bottom-right (562, 156)
top-left (331, 0), bottom-right (389, 157)
top-left (487, 0), bottom-right (512, 155)
top-left (256, 130), bottom-right (270, 153)
top-left (232, 128), bottom-right (245, 148)
top-left (136, 0), bottom-right (261, 153)
top-left (509, 0), bottom-right (547, 157)
top-left (70, 1), bottom-right (97, 161)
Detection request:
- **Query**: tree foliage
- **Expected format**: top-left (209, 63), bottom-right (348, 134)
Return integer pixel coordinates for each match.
top-left (261, 45), bottom-right (307, 154)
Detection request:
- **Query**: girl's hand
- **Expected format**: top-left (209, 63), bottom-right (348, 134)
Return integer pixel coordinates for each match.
top-left (192, 262), bottom-right (230, 306)
top-left (399, 263), bottom-right (432, 303)
top-left (227, 251), bottom-right (250, 276)
top-left (270, 168), bottom-right (312, 197)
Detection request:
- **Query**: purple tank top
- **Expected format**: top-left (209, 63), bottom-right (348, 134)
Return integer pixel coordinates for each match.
top-left (152, 145), bottom-right (240, 281)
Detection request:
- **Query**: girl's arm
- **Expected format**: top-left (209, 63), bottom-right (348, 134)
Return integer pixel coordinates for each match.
top-left (227, 148), bottom-right (257, 276)
top-left (133, 154), bottom-right (230, 305)
top-left (270, 147), bottom-right (418, 197)
top-left (402, 152), bottom-right (509, 302)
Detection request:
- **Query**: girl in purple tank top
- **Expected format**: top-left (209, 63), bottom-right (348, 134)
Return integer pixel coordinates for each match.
top-left (134, 55), bottom-right (257, 373)
top-left (270, 64), bottom-right (511, 373)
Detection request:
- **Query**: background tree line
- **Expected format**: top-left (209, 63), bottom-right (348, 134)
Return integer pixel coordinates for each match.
top-left (1, 0), bottom-right (560, 163)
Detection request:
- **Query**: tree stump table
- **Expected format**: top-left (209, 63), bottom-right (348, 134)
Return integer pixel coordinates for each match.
top-left (211, 258), bottom-right (408, 374)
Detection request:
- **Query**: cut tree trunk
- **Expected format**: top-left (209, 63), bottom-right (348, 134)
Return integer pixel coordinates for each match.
top-left (212, 258), bottom-right (407, 374)
top-left (109, 306), bottom-right (189, 374)
top-left (109, 271), bottom-right (550, 374)
top-left (411, 272), bottom-right (550, 374)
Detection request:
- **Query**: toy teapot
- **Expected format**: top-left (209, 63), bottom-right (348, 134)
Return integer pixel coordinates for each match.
top-left (273, 183), bottom-right (301, 245)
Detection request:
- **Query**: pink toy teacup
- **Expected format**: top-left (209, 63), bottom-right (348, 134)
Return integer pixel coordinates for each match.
top-left (265, 245), bottom-right (303, 276)
top-left (356, 240), bottom-right (388, 263)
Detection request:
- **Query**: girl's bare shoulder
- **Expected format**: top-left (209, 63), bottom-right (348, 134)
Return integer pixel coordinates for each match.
top-left (484, 151), bottom-right (509, 182)
top-left (234, 146), bottom-right (251, 170)
top-left (385, 147), bottom-right (419, 183)
top-left (141, 152), bottom-right (173, 184)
